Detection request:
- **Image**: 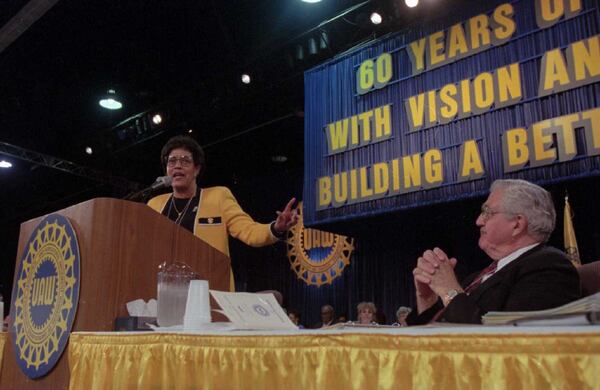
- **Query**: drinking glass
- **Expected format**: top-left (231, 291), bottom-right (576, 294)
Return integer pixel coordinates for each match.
top-left (157, 261), bottom-right (198, 327)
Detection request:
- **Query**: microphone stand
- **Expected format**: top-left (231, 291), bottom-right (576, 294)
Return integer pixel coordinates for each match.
top-left (124, 176), bottom-right (172, 202)
top-left (123, 186), bottom-right (156, 202)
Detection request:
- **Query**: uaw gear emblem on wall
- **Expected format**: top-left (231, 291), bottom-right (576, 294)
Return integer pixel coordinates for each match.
top-left (10, 214), bottom-right (81, 379)
top-left (286, 202), bottom-right (354, 286)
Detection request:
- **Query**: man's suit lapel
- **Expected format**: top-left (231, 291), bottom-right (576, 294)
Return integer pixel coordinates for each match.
top-left (467, 245), bottom-right (544, 300)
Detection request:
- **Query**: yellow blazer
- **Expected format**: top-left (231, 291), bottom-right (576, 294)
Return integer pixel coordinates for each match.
top-left (147, 186), bottom-right (278, 290)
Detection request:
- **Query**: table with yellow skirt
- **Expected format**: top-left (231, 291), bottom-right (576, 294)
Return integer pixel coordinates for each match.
top-left (67, 326), bottom-right (600, 390)
top-left (0, 332), bottom-right (5, 374)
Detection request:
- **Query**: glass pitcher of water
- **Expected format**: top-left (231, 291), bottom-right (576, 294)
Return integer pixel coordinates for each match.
top-left (157, 261), bottom-right (198, 327)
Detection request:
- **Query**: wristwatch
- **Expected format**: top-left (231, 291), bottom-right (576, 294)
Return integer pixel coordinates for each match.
top-left (442, 289), bottom-right (461, 306)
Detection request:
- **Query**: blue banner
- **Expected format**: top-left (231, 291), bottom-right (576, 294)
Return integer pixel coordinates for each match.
top-left (303, 0), bottom-right (600, 227)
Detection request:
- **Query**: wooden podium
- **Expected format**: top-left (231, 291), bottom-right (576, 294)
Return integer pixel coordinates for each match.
top-left (0, 198), bottom-right (231, 389)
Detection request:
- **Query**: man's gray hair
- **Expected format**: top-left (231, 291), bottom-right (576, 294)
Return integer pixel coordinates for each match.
top-left (491, 179), bottom-right (556, 242)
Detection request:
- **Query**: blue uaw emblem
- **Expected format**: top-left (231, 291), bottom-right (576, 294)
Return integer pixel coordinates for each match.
top-left (286, 202), bottom-right (354, 286)
top-left (253, 304), bottom-right (269, 317)
top-left (10, 214), bottom-right (80, 379)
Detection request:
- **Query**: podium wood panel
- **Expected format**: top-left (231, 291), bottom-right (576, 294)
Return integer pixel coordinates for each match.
top-left (0, 198), bottom-right (231, 389)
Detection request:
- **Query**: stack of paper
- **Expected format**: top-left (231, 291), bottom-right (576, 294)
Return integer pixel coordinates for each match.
top-left (482, 292), bottom-right (600, 326)
top-left (209, 291), bottom-right (298, 330)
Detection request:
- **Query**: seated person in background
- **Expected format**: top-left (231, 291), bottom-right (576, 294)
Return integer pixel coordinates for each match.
top-left (578, 261), bottom-right (600, 296)
top-left (313, 304), bottom-right (336, 328)
top-left (336, 314), bottom-right (348, 324)
top-left (393, 306), bottom-right (412, 327)
top-left (408, 179), bottom-right (581, 325)
top-left (287, 309), bottom-right (304, 329)
top-left (356, 302), bottom-right (377, 325)
top-left (259, 290), bottom-right (283, 306)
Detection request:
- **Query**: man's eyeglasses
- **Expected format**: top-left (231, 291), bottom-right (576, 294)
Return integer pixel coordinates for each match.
top-left (479, 205), bottom-right (513, 221)
top-left (166, 155), bottom-right (194, 167)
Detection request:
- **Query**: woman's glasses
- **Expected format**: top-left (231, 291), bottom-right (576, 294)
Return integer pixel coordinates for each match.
top-left (166, 155), bottom-right (194, 167)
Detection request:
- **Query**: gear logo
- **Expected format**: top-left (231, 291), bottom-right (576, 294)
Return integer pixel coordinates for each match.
top-left (253, 304), bottom-right (269, 317)
top-left (10, 214), bottom-right (80, 379)
top-left (286, 202), bottom-right (354, 286)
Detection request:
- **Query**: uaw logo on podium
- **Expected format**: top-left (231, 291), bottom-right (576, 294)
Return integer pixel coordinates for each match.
top-left (286, 202), bottom-right (354, 286)
top-left (10, 214), bottom-right (81, 379)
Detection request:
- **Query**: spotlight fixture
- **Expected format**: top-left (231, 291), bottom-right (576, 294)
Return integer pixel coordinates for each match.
top-left (187, 129), bottom-right (193, 134)
top-left (241, 74), bottom-right (251, 84)
top-left (152, 114), bottom-right (163, 125)
top-left (319, 30), bottom-right (329, 50)
top-left (295, 44), bottom-right (305, 61)
top-left (0, 160), bottom-right (12, 168)
top-left (405, 0), bottom-right (418, 8)
top-left (308, 38), bottom-right (318, 55)
top-left (301, 0), bottom-right (321, 3)
top-left (99, 89), bottom-right (123, 110)
top-left (370, 12), bottom-right (383, 25)
top-left (85, 146), bottom-right (93, 155)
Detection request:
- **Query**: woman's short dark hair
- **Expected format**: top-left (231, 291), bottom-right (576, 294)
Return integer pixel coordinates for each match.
top-left (160, 135), bottom-right (206, 174)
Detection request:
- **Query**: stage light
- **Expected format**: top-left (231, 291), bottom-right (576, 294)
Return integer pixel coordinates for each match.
top-left (152, 114), bottom-right (163, 125)
top-left (295, 44), bottom-right (305, 60)
top-left (187, 129), bottom-right (193, 134)
top-left (319, 30), bottom-right (329, 50)
top-left (241, 74), bottom-right (251, 84)
top-left (308, 38), bottom-right (318, 55)
top-left (370, 12), bottom-right (383, 25)
top-left (134, 118), bottom-right (146, 135)
top-left (0, 160), bottom-right (12, 168)
top-left (301, 0), bottom-right (321, 3)
top-left (405, 0), bottom-right (418, 8)
top-left (99, 89), bottom-right (123, 110)
top-left (85, 147), bottom-right (93, 155)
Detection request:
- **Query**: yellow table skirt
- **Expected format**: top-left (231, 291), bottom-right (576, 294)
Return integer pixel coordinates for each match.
top-left (68, 331), bottom-right (600, 390)
top-left (0, 332), bottom-right (5, 376)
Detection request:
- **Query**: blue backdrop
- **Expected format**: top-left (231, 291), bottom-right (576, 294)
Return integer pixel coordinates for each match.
top-left (303, 0), bottom-right (600, 227)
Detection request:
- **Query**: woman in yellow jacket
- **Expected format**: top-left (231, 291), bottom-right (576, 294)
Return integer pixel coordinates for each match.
top-left (147, 135), bottom-right (298, 290)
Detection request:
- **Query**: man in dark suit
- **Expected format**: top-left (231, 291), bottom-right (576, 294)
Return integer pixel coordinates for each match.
top-left (312, 304), bottom-right (336, 328)
top-left (408, 179), bottom-right (581, 325)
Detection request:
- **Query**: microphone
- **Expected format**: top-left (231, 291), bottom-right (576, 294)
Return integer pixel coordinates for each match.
top-left (150, 175), bottom-right (173, 190)
top-left (124, 176), bottom-right (173, 201)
